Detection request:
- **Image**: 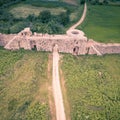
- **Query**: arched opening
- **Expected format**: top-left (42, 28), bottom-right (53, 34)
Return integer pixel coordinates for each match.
top-left (32, 45), bottom-right (37, 51)
top-left (73, 46), bottom-right (79, 55)
top-left (30, 41), bottom-right (37, 51)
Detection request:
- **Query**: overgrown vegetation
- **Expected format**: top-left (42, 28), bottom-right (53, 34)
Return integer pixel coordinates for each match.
top-left (0, 47), bottom-right (50, 120)
top-left (62, 54), bottom-right (120, 120)
top-left (87, 0), bottom-right (120, 5)
top-left (0, 8), bottom-right (68, 34)
top-left (0, 0), bottom-right (24, 7)
top-left (0, 0), bottom-right (84, 34)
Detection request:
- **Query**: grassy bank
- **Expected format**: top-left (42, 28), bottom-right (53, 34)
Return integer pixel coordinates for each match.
top-left (78, 5), bottom-right (120, 43)
top-left (61, 54), bottom-right (120, 120)
top-left (0, 48), bottom-right (50, 120)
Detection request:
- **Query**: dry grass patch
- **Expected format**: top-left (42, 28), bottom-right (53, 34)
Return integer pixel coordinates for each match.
top-left (9, 4), bottom-right (66, 18)
top-left (62, 0), bottom-right (78, 5)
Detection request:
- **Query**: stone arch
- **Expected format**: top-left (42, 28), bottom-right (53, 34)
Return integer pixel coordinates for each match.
top-left (73, 46), bottom-right (79, 55)
top-left (30, 41), bottom-right (37, 50)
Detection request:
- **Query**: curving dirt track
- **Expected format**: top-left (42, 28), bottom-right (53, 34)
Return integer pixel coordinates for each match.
top-left (68, 3), bottom-right (87, 30)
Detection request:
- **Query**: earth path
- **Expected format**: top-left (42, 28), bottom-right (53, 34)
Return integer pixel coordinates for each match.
top-left (52, 45), bottom-right (66, 120)
top-left (52, 4), bottom-right (87, 120)
top-left (68, 3), bottom-right (87, 30)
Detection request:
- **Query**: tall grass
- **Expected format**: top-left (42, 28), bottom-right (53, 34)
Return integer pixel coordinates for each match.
top-left (0, 48), bottom-right (50, 120)
top-left (61, 54), bottom-right (120, 120)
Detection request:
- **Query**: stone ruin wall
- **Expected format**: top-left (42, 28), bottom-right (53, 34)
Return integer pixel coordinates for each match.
top-left (0, 33), bottom-right (16, 46)
top-left (35, 37), bottom-right (88, 54)
top-left (94, 44), bottom-right (120, 55)
top-left (0, 28), bottom-right (120, 56)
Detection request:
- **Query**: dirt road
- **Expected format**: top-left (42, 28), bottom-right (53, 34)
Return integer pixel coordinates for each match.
top-left (51, 3), bottom-right (87, 120)
top-left (52, 44), bottom-right (66, 120)
top-left (68, 3), bottom-right (87, 30)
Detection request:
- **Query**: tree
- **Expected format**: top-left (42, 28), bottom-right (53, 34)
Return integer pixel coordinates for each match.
top-left (58, 12), bottom-right (70, 26)
top-left (80, 0), bottom-right (85, 4)
top-left (38, 10), bottom-right (51, 23)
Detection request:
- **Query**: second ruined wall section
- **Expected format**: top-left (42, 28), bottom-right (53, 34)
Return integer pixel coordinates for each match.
top-left (0, 34), bottom-right (16, 46)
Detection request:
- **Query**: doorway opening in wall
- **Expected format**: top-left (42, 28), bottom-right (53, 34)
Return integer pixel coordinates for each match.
top-left (73, 46), bottom-right (79, 55)
top-left (32, 45), bottom-right (37, 51)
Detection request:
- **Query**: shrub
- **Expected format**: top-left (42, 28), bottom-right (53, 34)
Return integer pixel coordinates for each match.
top-left (27, 14), bottom-right (36, 22)
top-left (58, 12), bottom-right (70, 26)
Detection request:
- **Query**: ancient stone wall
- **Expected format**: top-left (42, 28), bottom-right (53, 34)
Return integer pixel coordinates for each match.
top-left (0, 34), bottom-right (16, 46)
top-left (0, 28), bottom-right (120, 56)
top-left (94, 44), bottom-right (120, 55)
top-left (35, 37), bottom-right (88, 55)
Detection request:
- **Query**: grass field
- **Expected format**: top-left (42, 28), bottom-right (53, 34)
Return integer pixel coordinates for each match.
top-left (9, 4), bottom-right (66, 18)
top-left (61, 0), bottom-right (78, 5)
top-left (61, 54), bottom-right (120, 120)
top-left (78, 5), bottom-right (120, 43)
top-left (0, 48), bottom-right (50, 120)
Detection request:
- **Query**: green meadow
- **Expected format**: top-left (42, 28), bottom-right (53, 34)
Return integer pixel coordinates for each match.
top-left (78, 5), bottom-right (120, 43)
top-left (9, 4), bottom-right (66, 18)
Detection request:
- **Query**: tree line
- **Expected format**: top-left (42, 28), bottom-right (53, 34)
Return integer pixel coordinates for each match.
top-left (0, 9), bottom-right (70, 34)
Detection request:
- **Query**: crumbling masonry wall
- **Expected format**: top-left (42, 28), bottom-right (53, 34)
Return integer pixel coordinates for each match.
top-left (0, 28), bottom-right (120, 55)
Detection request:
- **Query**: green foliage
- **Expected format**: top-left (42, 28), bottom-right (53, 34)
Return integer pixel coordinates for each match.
top-left (8, 99), bottom-right (18, 111)
top-left (0, 48), bottom-right (24, 75)
top-left (58, 12), bottom-right (70, 26)
top-left (0, 0), bottom-right (84, 34)
top-left (0, 7), bottom-right (69, 34)
top-left (31, 20), bottom-right (64, 34)
top-left (0, 0), bottom-right (23, 7)
top-left (80, 0), bottom-right (86, 4)
top-left (62, 54), bottom-right (120, 120)
top-left (87, 0), bottom-right (109, 5)
top-left (38, 10), bottom-right (51, 23)
top-left (25, 0), bottom-right (76, 9)
top-left (18, 101), bottom-right (31, 113)
top-left (26, 103), bottom-right (49, 120)
top-left (27, 14), bottom-right (36, 22)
